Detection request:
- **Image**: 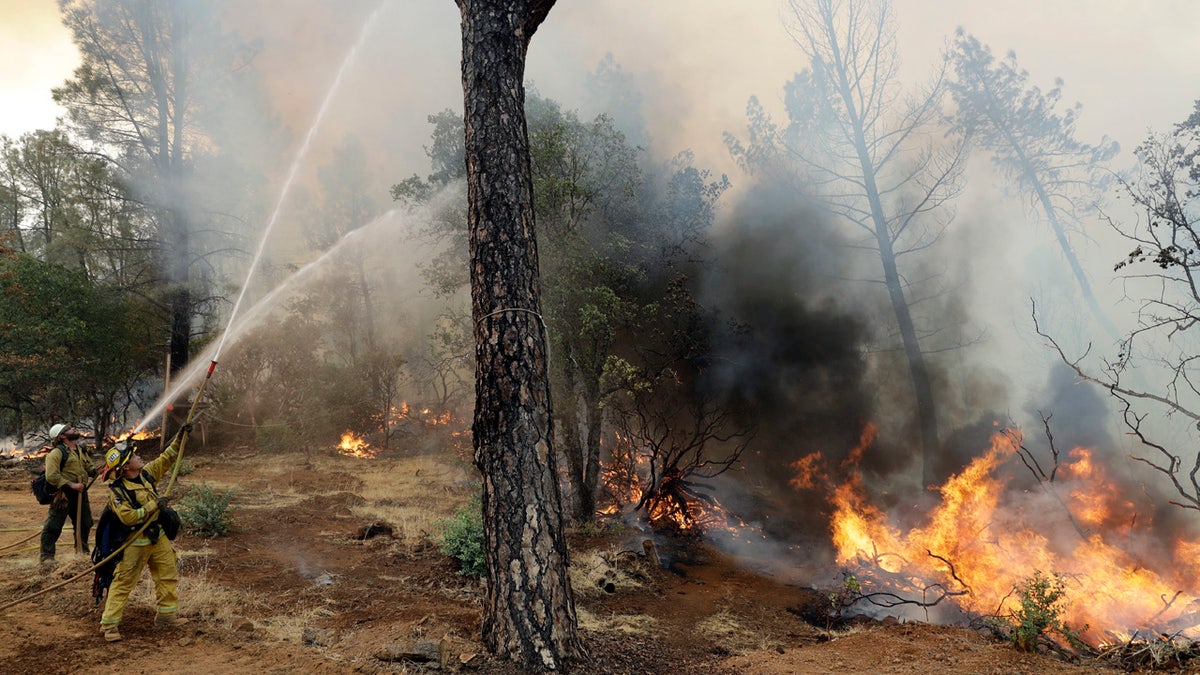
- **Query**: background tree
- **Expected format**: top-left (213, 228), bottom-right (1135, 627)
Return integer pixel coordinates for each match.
top-left (455, 0), bottom-right (584, 669)
top-left (396, 95), bottom-right (734, 525)
top-left (949, 29), bottom-right (1120, 338)
top-left (726, 0), bottom-right (967, 486)
top-left (0, 248), bottom-right (158, 442)
top-left (0, 129), bottom-right (156, 287)
top-left (53, 0), bottom-right (258, 374)
top-left (295, 138), bottom-right (408, 447)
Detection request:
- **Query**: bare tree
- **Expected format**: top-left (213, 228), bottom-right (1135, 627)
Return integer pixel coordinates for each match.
top-left (455, 0), bottom-right (584, 670)
top-left (949, 30), bottom-right (1120, 338)
top-left (728, 0), bottom-right (967, 486)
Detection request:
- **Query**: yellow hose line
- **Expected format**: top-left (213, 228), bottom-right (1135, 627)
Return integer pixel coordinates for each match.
top-left (0, 545), bottom-right (37, 558)
top-left (0, 531), bottom-right (40, 553)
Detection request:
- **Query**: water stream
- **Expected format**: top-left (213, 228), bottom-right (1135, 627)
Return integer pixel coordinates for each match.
top-left (130, 2), bottom-right (388, 434)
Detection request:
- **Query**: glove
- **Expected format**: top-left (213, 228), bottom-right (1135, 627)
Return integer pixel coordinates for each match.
top-left (156, 496), bottom-right (172, 509)
top-left (172, 423), bottom-right (193, 442)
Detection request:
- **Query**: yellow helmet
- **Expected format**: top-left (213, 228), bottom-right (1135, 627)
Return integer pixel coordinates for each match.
top-left (103, 442), bottom-right (133, 479)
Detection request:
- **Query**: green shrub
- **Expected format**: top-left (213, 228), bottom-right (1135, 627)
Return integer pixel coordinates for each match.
top-left (435, 495), bottom-right (485, 578)
top-left (179, 482), bottom-right (235, 538)
top-left (255, 420), bottom-right (302, 454)
top-left (828, 573), bottom-right (862, 622)
top-left (1009, 570), bottom-right (1083, 651)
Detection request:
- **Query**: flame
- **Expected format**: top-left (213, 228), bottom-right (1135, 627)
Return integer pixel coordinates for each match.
top-left (338, 431), bottom-right (375, 458)
top-left (788, 452), bottom-right (823, 490)
top-left (598, 430), bottom-right (764, 540)
top-left (795, 426), bottom-right (1200, 645)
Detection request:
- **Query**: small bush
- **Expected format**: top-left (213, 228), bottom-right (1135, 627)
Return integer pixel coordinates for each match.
top-left (180, 482), bottom-right (235, 538)
top-left (825, 572), bottom-right (862, 629)
top-left (435, 495), bottom-right (485, 578)
top-left (255, 420), bottom-right (302, 454)
top-left (1009, 570), bottom-right (1084, 651)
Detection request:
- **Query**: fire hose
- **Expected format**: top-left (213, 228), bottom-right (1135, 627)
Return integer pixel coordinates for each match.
top-left (0, 360), bottom-right (216, 614)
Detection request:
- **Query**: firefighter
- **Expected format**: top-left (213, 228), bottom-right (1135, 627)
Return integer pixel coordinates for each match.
top-left (97, 425), bottom-right (192, 643)
top-left (39, 423), bottom-right (97, 566)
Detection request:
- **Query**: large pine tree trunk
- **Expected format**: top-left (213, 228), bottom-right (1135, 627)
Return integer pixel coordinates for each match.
top-left (456, 0), bottom-right (584, 670)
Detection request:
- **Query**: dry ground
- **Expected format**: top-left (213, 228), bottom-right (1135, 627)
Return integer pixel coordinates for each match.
top-left (0, 436), bottom-right (1171, 674)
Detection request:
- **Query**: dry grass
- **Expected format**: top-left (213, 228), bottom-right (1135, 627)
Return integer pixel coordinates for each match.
top-left (195, 450), bottom-right (478, 546)
top-left (348, 454), bottom-right (477, 544)
top-left (577, 607), bottom-right (659, 635)
top-left (165, 546), bottom-right (270, 623)
top-left (569, 547), bottom-right (648, 599)
top-left (697, 609), bottom-right (757, 648)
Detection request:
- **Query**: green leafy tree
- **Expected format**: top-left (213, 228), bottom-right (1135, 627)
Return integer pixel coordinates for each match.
top-left (948, 29), bottom-right (1120, 338)
top-left (296, 138), bottom-right (407, 446)
top-left (0, 249), bottom-right (158, 440)
top-left (0, 129), bottom-right (156, 288)
top-left (397, 94), bottom-right (734, 524)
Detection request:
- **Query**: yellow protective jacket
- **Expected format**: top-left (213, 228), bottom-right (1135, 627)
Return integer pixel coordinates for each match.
top-left (107, 443), bottom-right (180, 540)
top-left (45, 442), bottom-right (96, 489)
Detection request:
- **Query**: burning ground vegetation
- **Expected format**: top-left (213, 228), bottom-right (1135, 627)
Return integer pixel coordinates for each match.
top-left (595, 419), bottom-right (1200, 671)
top-left (773, 422), bottom-right (1200, 670)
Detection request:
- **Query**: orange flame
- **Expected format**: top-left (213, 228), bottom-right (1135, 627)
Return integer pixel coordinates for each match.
top-left (800, 427), bottom-right (1200, 644)
top-left (598, 430), bottom-right (763, 539)
top-left (338, 431), bottom-right (375, 458)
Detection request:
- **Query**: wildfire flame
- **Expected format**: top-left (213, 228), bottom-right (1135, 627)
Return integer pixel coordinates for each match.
top-left (793, 425), bottom-right (1200, 645)
top-left (599, 430), bottom-right (764, 541)
top-left (338, 431), bottom-right (375, 459)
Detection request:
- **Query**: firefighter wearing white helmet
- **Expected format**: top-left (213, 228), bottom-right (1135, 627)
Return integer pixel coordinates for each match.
top-left (98, 424), bottom-right (192, 643)
top-left (39, 423), bottom-right (97, 566)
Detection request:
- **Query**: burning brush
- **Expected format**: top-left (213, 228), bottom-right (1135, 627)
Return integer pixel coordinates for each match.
top-left (790, 423), bottom-right (1200, 651)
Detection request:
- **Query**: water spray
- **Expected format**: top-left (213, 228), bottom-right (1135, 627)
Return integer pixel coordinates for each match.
top-left (0, 2), bottom-right (389, 612)
top-left (130, 0), bottom-right (387, 440)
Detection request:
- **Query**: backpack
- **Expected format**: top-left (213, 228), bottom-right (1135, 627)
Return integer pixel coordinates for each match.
top-left (91, 505), bottom-right (137, 604)
top-left (30, 447), bottom-right (68, 505)
top-left (91, 476), bottom-right (154, 604)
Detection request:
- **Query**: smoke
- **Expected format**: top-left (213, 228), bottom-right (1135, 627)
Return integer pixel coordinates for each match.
top-left (29, 0), bottom-right (1200, 585)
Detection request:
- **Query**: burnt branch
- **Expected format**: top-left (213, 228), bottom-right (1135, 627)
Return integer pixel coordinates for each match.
top-left (1011, 417), bottom-right (1090, 539)
top-left (1033, 299), bottom-right (1200, 512)
top-left (927, 550), bottom-right (971, 595)
top-left (1117, 390), bottom-right (1200, 511)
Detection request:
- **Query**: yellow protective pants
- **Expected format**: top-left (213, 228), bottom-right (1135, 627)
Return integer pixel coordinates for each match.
top-left (99, 536), bottom-right (180, 629)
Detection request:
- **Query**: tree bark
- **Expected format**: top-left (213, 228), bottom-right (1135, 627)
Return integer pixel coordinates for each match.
top-left (456, 0), bottom-right (583, 670)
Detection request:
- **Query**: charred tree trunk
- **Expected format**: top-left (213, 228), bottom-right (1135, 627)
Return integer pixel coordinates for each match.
top-left (456, 0), bottom-right (583, 671)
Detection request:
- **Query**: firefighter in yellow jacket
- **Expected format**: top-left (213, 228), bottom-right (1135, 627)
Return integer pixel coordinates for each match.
top-left (98, 425), bottom-right (191, 643)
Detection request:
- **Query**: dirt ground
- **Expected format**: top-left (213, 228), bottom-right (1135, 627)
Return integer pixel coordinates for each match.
top-left (0, 437), bottom-right (1174, 674)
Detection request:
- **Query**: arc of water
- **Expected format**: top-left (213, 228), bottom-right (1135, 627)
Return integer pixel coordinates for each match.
top-left (134, 209), bottom-right (398, 433)
top-left (129, 1), bottom-right (388, 435)
top-left (214, 1), bottom-right (387, 363)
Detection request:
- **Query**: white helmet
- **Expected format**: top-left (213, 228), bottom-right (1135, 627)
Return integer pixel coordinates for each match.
top-left (48, 423), bottom-right (67, 441)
